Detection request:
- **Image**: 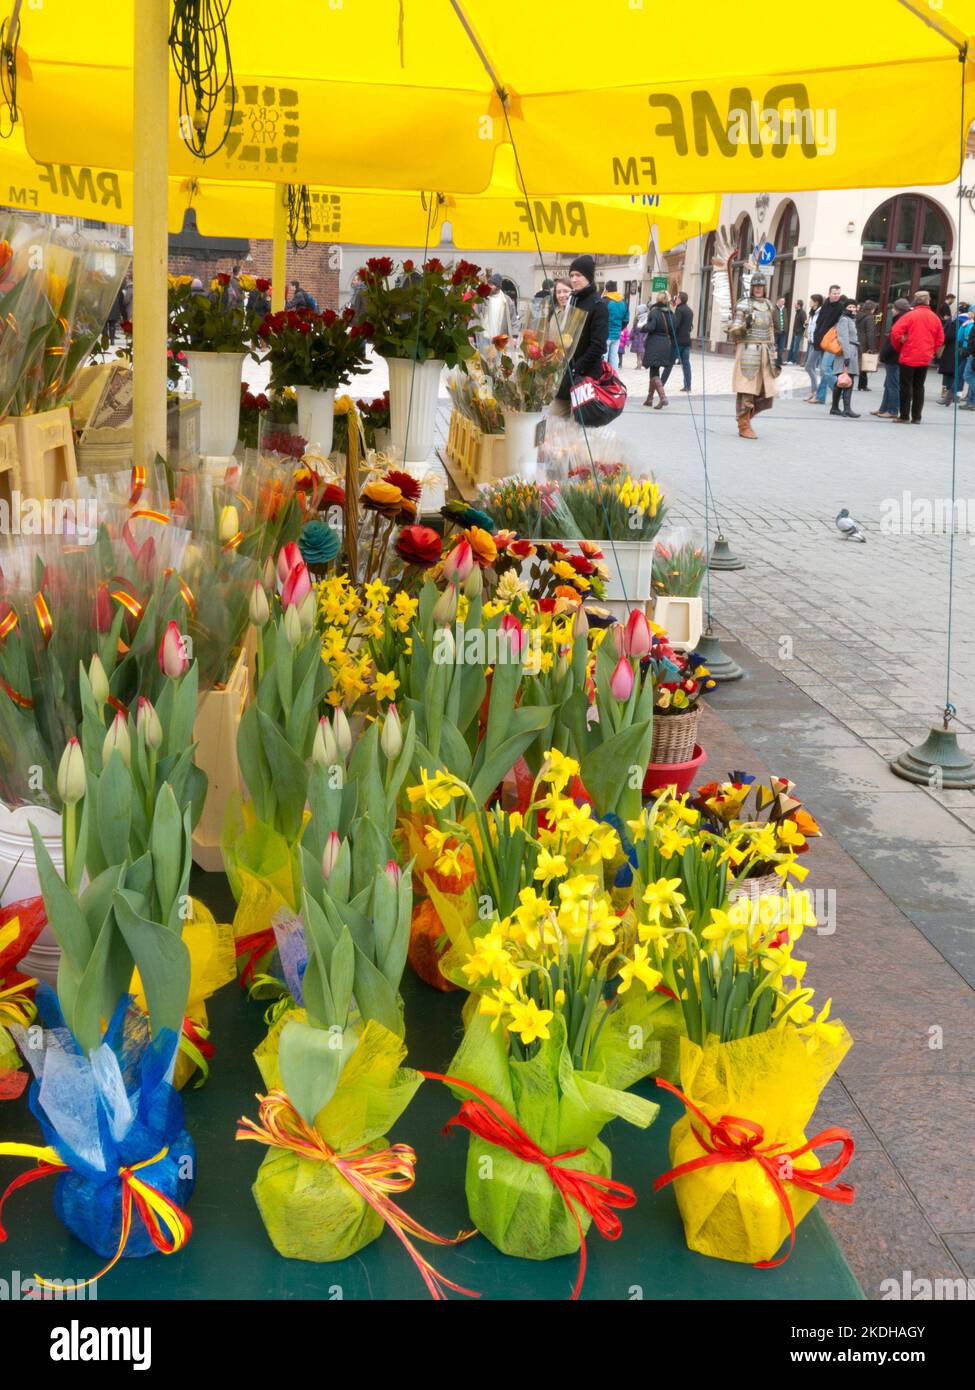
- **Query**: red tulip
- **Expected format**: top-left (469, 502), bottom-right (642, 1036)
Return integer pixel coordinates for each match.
top-left (281, 560), bottom-right (311, 609)
top-left (276, 541), bottom-right (303, 586)
top-left (624, 610), bottom-right (652, 658)
top-left (443, 539), bottom-right (474, 582)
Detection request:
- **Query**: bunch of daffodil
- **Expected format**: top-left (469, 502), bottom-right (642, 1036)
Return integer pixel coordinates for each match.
top-left (314, 571), bottom-right (415, 714)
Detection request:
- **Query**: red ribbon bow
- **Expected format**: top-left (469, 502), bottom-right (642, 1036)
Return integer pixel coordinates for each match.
top-left (423, 1070), bottom-right (636, 1299)
top-left (235, 928), bottom-right (277, 986)
top-left (653, 1078), bottom-right (855, 1267)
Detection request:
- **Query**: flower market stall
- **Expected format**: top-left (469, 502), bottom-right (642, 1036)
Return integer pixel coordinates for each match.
top-left (6, 0), bottom-right (975, 1321)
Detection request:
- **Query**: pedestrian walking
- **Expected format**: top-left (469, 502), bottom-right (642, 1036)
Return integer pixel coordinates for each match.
top-left (829, 301), bottom-right (860, 419)
top-left (641, 291), bottom-right (677, 410)
top-left (603, 280), bottom-right (629, 370)
top-left (789, 299), bottom-right (806, 364)
top-left (773, 297), bottom-right (788, 366)
top-left (534, 278), bottom-right (554, 301)
top-left (855, 300), bottom-right (878, 390)
top-left (814, 285), bottom-right (846, 404)
top-left (709, 226), bottom-right (778, 438)
top-left (871, 296), bottom-right (910, 419)
top-left (630, 302), bottom-right (649, 364)
top-left (549, 254), bottom-right (608, 419)
top-left (287, 279), bottom-right (317, 311)
top-left (958, 307), bottom-right (975, 409)
top-left (890, 290), bottom-right (944, 424)
top-left (661, 291), bottom-right (693, 391)
top-left (939, 310), bottom-right (960, 405)
top-left (804, 294), bottom-right (824, 401)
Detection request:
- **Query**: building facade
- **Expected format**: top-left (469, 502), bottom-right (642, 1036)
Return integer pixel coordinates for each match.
top-left (682, 149), bottom-right (975, 348)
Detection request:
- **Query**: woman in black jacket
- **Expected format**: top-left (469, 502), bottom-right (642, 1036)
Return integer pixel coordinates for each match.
top-left (642, 293), bottom-right (677, 409)
top-left (552, 254), bottom-right (609, 416)
top-left (870, 297), bottom-right (910, 419)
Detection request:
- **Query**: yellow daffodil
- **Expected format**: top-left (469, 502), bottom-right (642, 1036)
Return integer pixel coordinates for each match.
top-left (533, 848), bottom-right (568, 887)
top-left (617, 944), bottom-right (663, 995)
top-left (506, 998), bottom-right (553, 1045)
top-left (372, 670), bottom-right (399, 702)
top-left (641, 878), bottom-right (686, 921)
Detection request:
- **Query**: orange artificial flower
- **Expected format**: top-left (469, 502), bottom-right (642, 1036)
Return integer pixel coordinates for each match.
top-left (463, 525), bottom-right (497, 568)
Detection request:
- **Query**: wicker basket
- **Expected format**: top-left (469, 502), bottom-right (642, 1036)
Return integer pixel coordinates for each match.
top-left (650, 706), bottom-right (702, 764)
top-left (729, 871), bottom-right (782, 901)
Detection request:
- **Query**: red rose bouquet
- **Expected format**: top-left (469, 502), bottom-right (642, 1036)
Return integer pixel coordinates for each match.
top-left (355, 257), bottom-right (488, 368)
top-left (257, 306), bottom-right (370, 392)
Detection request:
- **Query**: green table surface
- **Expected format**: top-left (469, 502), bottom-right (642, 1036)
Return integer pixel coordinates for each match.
top-left (0, 870), bottom-right (863, 1301)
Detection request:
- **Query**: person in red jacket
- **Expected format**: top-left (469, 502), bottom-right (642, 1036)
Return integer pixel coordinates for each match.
top-left (890, 290), bottom-right (945, 423)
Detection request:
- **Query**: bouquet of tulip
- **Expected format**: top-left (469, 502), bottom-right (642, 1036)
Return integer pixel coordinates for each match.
top-left (548, 609), bottom-right (656, 825)
top-left (648, 885), bottom-right (855, 1265)
top-left (222, 553), bottom-right (331, 962)
top-left (478, 476), bottom-right (551, 537)
top-left (446, 362), bottom-right (504, 435)
top-left (5, 236), bottom-right (130, 417)
top-left (256, 306), bottom-right (370, 393)
top-left (355, 255), bottom-right (489, 367)
top-left (238, 385), bottom-right (269, 449)
top-left (0, 638), bottom-right (206, 1277)
top-left (652, 533), bottom-right (708, 598)
top-left (476, 301), bottom-right (586, 412)
top-left (0, 217), bottom-right (54, 419)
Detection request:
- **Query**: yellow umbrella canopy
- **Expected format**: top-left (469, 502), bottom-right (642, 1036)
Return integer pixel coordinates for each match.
top-left (0, 125), bottom-right (717, 253)
top-left (14, 0), bottom-right (975, 194)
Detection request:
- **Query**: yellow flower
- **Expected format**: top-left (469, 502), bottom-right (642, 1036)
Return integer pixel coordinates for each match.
top-left (390, 591), bottom-right (418, 632)
top-left (533, 848), bottom-right (568, 888)
top-left (539, 749), bottom-right (580, 792)
top-left (617, 944), bottom-right (663, 995)
top-left (434, 845), bottom-right (466, 880)
top-left (799, 998), bottom-right (846, 1050)
top-left (462, 928), bottom-right (514, 986)
top-left (480, 986), bottom-right (518, 1031)
top-left (407, 769), bottom-right (466, 811)
top-left (506, 998), bottom-right (553, 1045)
top-left (372, 670), bottom-right (399, 702)
top-left (641, 877), bottom-right (686, 921)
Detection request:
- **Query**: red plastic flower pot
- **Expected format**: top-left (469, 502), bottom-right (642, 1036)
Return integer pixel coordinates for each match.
top-left (642, 743), bottom-right (707, 798)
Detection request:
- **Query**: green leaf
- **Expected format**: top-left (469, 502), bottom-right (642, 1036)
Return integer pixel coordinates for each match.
top-left (351, 945), bottom-right (403, 1037)
top-left (97, 750), bottom-right (133, 865)
top-left (114, 889), bottom-right (191, 1037)
top-left (150, 783), bottom-right (182, 925)
top-left (580, 720), bottom-right (653, 819)
top-left (257, 709), bottom-right (308, 842)
top-left (329, 927), bottom-right (355, 1026)
top-left (29, 825), bottom-right (93, 975)
top-left (278, 1019), bottom-right (351, 1126)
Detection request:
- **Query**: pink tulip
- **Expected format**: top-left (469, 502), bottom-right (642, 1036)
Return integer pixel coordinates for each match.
top-left (384, 860), bottom-right (402, 887)
top-left (276, 541), bottom-right (303, 586)
top-left (443, 539), bottom-right (474, 582)
top-left (624, 609), bottom-right (652, 658)
top-left (609, 656), bottom-right (634, 701)
top-left (281, 560), bottom-right (312, 609)
top-left (499, 612), bottom-right (528, 661)
top-left (158, 621), bottom-right (189, 678)
top-left (611, 623), bottom-right (625, 657)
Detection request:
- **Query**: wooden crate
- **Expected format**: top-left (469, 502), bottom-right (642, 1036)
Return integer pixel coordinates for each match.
top-left (444, 407), bottom-right (506, 486)
top-left (192, 647), bottom-right (250, 872)
top-left (0, 420), bottom-right (21, 506)
top-left (7, 407), bottom-right (78, 501)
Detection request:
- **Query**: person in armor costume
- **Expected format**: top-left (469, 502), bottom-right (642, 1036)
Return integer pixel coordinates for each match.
top-left (710, 226), bottom-right (779, 438)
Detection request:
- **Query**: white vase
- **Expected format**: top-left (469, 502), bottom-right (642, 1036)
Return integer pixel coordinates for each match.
top-left (652, 596), bottom-right (704, 652)
top-left (586, 540), bottom-right (657, 621)
top-left (295, 385), bottom-right (335, 456)
top-left (373, 427), bottom-right (392, 455)
top-left (501, 409), bottom-right (545, 480)
top-left (384, 356), bottom-right (444, 463)
top-left (184, 350), bottom-right (246, 458)
top-left (0, 801), bottom-right (64, 986)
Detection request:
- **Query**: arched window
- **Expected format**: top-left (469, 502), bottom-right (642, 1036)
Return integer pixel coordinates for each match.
top-left (699, 230), bottom-right (715, 340)
top-left (771, 200), bottom-right (800, 315)
top-left (858, 195), bottom-right (952, 324)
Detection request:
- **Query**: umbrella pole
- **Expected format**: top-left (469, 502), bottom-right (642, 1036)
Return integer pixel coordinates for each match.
top-left (132, 0), bottom-right (169, 467)
top-left (272, 188), bottom-right (287, 312)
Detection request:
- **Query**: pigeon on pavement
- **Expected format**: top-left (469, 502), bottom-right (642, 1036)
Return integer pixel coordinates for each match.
top-left (835, 508), bottom-right (866, 542)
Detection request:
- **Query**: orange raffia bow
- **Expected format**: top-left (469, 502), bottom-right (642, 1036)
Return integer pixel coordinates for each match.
top-left (423, 1069), bottom-right (638, 1300)
top-left (234, 928), bottom-right (277, 987)
top-left (236, 1090), bottom-right (479, 1301)
top-left (33, 592), bottom-right (53, 645)
top-left (0, 1143), bottom-right (191, 1288)
top-left (162, 567), bottom-right (198, 619)
top-left (0, 977), bottom-right (37, 1029)
top-left (653, 1077), bottom-right (855, 1268)
top-left (129, 464), bottom-right (146, 505)
top-left (122, 507), bottom-right (169, 560)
